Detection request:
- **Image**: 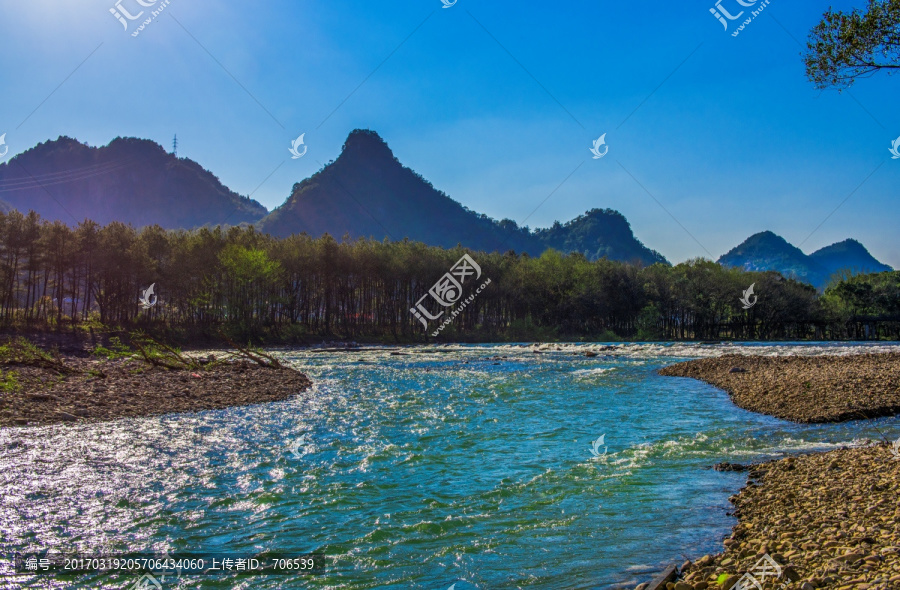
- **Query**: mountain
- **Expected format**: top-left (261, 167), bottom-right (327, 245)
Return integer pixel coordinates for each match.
top-left (261, 129), bottom-right (667, 265)
top-left (718, 231), bottom-right (892, 288)
top-left (0, 136), bottom-right (267, 228)
top-left (718, 231), bottom-right (814, 279)
top-left (535, 209), bottom-right (667, 265)
top-left (808, 239), bottom-right (892, 278)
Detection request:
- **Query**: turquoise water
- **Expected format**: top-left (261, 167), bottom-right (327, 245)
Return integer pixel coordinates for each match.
top-left (2, 342), bottom-right (900, 590)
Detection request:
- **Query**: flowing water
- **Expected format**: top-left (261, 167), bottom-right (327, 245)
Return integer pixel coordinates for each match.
top-left (2, 342), bottom-right (900, 590)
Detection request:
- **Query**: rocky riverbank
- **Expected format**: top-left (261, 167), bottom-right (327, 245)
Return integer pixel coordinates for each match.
top-left (0, 354), bottom-right (311, 428)
top-left (658, 353), bottom-right (900, 423)
top-left (635, 443), bottom-right (900, 590)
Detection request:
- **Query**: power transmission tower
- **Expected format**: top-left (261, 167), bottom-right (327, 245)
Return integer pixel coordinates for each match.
top-left (173, 134), bottom-right (178, 157)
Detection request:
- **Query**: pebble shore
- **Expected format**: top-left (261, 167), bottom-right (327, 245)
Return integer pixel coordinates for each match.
top-left (638, 353), bottom-right (900, 590)
top-left (657, 353), bottom-right (900, 423)
top-left (635, 443), bottom-right (900, 590)
top-left (0, 356), bottom-right (312, 428)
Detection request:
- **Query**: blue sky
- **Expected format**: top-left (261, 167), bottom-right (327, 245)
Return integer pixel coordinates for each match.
top-left (1, 0), bottom-right (898, 266)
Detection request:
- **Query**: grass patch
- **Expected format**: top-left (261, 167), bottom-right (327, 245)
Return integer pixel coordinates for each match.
top-left (0, 369), bottom-right (20, 392)
top-left (91, 336), bottom-right (134, 360)
top-left (0, 337), bottom-right (78, 374)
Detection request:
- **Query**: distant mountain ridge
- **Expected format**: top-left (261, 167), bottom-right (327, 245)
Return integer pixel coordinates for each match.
top-left (0, 131), bottom-right (891, 280)
top-left (260, 129), bottom-right (668, 265)
top-left (0, 136), bottom-right (267, 228)
top-left (718, 231), bottom-right (892, 288)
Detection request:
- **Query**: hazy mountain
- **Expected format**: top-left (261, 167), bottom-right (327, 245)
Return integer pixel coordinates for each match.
top-left (808, 239), bottom-right (892, 278)
top-left (0, 136), bottom-right (267, 228)
top-left (261, 129), bottom-right (667, 265)
top-left (718, 231), bottom-right (892, 288)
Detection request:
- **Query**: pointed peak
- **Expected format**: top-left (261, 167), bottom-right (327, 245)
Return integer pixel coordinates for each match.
top-left (344, 128), bottom-right (386, 144)
top-left (340, 129), bottom-right (396, 162)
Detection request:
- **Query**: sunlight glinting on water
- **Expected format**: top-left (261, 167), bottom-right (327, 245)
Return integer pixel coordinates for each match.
top-left (2, 342), bottom-right (899, 589)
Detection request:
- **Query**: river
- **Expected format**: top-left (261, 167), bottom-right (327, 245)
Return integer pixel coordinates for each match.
top-left (2, 342), bottom-right (899, 589)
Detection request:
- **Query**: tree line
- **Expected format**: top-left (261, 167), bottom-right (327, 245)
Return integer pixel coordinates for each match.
top-left (0, 210), bottom-right (897, 342)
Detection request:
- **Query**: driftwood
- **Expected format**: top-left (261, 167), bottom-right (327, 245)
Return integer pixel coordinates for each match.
top-left (645, 564), bottom-right (677, 590)
top-left (124, 331), bottom-right (284, 371)
top-left (218, 332), bottom-right (283, 369)
top-left (130, 333), bottom-right (201, 370)
top-left (131, 338), bottom-right (189, 370)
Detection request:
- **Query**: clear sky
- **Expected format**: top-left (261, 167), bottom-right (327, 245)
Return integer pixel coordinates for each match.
top-left (1, 0), bottom-right (897, 266)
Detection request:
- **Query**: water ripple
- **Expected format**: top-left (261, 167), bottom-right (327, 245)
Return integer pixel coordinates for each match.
top-left (1, 343), bottom-right (899, 589)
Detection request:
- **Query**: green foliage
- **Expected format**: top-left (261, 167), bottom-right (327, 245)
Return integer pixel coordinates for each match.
top-left (819, 271), bottom-right (900, 338)
top-left (501, 319), bottom-right (560, 342)
top-left (218, 244), bottom-right (283, 285)
top-left (91, 337), bottom-right (134, 360)
top-left (822, 271), bottom-right (900, 316)
top-left (636, 304), bottom-right (663, 341)
top-left (0, 369), bottom-right (19, 392)
top-left (805, 0), bottom-right (900, 89)
top-left (0, 337), bottom-right (76, 374)
top-left (0, 338), bottom-right (53, 365)
top-left (217, 244), bottom-right (284, 332)
top-left (0, 210), bottom-right (896, 342)
top-left (594, 330), bottom-right (622, 343)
